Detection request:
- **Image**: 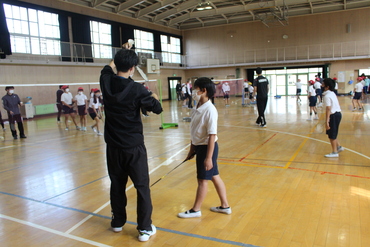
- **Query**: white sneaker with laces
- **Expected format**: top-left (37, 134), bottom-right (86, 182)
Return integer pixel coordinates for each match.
top-left (112, 226), bottom-right (122, 233)
top-left (325, 152), bottom-right (339, 158)
top-left (178, 210), bottom-right (201, 218)
top-left (138, 224), bottom-right (156, 242)
top-left (210, 206), bottom-right (232, 215)
top-left (337, 146), bottom-right (345, 153)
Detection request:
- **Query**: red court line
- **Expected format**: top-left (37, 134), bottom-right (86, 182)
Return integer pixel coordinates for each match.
top-left (239, 133), bottom-right (277, 162)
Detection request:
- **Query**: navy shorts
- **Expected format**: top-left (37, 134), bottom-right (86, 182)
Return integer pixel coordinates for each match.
top-left (296, 89), bottom-right (301, 95)
top-left (224, 94), bottom-right (229, 99)
top-left (309, 96), bottom-right (317, 107)
top-left (315, 88), bottom-right (322, 97)
top-left (63, 105), bottom-right (76, 114)
top-left (353, 92), bottom-right (361, 100)
top-left (78, 105), bottom-right (87, 115)
top-left (89, 108), bottom-right (99, 120)
top-left (326, 112), bottom-right (341, 139)
top-left (195, 142), bottom-right (219, 180)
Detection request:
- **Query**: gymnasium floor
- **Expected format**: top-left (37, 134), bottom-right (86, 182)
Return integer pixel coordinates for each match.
top-left (1, 96), bottom-right (370, 247)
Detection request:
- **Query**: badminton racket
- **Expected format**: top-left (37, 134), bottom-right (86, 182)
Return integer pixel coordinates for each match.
top-left (150, 159), bottom-right (188, 187)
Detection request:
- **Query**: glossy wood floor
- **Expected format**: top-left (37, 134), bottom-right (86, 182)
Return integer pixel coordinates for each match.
top-left (1, 95), bottom-right (370, 247)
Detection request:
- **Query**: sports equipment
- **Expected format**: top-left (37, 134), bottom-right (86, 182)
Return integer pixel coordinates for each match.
top-left (150, 159), bottom-right (188, 187)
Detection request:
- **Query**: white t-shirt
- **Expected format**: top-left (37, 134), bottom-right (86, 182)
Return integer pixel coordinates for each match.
top-left (190, 100), bottom-right (218, 146)
top-left (74, 93), bottom-right (87, 106)
top-left (323, 90), bottom-right (341, 114)
top-left (243, 82), bottom-right (248, 89)
top-left (89, 97), bottom-right (100, 109)
top-left (335, 82), bottom-right (338, 90)
top-left (248, 85), bottom-right (254, 93)
top-left (222, 83), bottom-right (230, 93)
top-left (295, 82), bottom-right (302, 89)
top-left (61, 92), bottom-right (73, 105)
top-left (314, 81), bottom-right (322, 90)
top-left (182, 86), bottom-right (186, 94)
top-left (355, 82), bottom-right (363, 93)
top-left (308, 85), bottom-right (316, 96)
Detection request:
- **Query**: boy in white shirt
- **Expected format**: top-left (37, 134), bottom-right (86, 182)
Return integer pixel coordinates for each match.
top-left (248, 83), bottom-right (255, 102)
top-left (61, 85), bottom-right (79, 130)
top-left (74, 87), bottom-right (88, 131)
top-left (314, 78), bottom-right (323, 106)
top-left (222, 81), bottom-right (231, 106)
top-left (307, 80), bottom-right (318, 121)
top-left (322, 78), bottom-right (344, 158)
top-left (295, 79), bottom-right (302, 102)
top-left (352, 77), bottom-right (364, 111)
top-left (178, 77), bottom-right (231, 218)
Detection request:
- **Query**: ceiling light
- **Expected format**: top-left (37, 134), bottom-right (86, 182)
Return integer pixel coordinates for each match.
top-left (196, 1), bottom-right (212, 11)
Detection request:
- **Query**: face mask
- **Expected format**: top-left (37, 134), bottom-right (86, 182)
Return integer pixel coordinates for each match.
top-left (9, 90), bottom-right (14, 94)
top-left (192, 89), bottom-right (201, 102)
top-left (78, 91), bottom-right (83, 95)
top-left (65, 88), bottom-right (70, 92)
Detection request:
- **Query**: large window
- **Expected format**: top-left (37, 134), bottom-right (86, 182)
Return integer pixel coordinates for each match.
top-left (134, 29), bottom-right (154, 63)
top-left (90, 21), bottom-right (112, 59)
top-left (160, 35), bottom-right (181, 64)
top-left (4, 4), bottom-right (60, 55)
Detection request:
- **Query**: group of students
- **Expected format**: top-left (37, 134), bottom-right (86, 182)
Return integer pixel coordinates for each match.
top-left (243, 79), bottom-right (255, 103)
top-left (351, 74), bottom-right (370, 111)
top-left (56, 85), bottom-right (103, 135)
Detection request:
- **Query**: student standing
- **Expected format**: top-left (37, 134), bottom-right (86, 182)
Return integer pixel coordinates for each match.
top-left (176, 81), bottom-right (182, 101)
top-left (307, 80), bottom-right (318, 121)
top-left (100, 48), bottom-right (162, 242)
top-left (322, 78), bottom-right (344, 158)
top-left (2, 86), bottom-right (26, 139)
top-left (178, 77), bottom-right (231, 218)
top-left (314, 78), bottom-right (323, 106)
top-left (253, 67), bottom-right (269, 127)
top-left (74, 87), bottom-right (88, 131)
top-left (60, 85), bottom-right (79, 131)
top-left (89, 89), bottom-right (103, 136)
top-left (295, 79), bottom-right (302, 102)
top-left (222, 81), bottom-right (230, 106)
top-left (181, 83), bottom-right (188, 107)
top-left (0, 109), bottom-right (5, 131)
top-left (352, 77), bottom-right (364, 111)
top-left (56, 85), bottom-right (63, 123)
top-left (186, 79), bottom-right (193, 108)
top-left (333, 77), bottom-right (339, 95)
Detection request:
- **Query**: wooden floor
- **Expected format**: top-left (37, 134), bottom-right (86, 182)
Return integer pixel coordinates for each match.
top-left (1, 96), bottom-right (370, 247)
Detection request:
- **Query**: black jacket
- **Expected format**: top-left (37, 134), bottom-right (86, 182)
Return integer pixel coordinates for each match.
top-left (100, 65), bottom-right (163, 149)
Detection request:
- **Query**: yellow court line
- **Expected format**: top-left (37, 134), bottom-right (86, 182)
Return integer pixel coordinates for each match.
top-left (218, 162), bottom-right (285, 169)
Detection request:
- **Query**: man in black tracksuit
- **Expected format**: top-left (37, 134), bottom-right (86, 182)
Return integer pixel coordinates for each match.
top-left (253, 67), bottom-right (269, 127)
top-left (100, 49), bottom-right (162, 241)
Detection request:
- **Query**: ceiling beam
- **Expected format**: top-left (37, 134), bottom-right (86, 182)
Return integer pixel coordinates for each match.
top-left (116, 0), bottom-right (146, 13)
top-left (136, 0), bottom-right (179, 18)
top-left (153, 0), bottom-right (199, 22)
top-left (92, 0), bottom-right (109, 8)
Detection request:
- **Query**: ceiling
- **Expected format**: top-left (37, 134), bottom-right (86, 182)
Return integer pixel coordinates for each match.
top-left (62, 0), bottom-right (370, 30)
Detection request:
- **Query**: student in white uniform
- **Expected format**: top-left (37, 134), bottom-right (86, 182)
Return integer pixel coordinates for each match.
top-left (333, 77), bottom-right (338, 95)
top-left (74, 87), bottom-right (88, 131)
top-left (248, 83), bottom-right (255, 102)
top-left (295, 79), bottom-right (302, 102)
top-left (322, 78), bottom-right (344, 158)
top-left (222, 81), bottom-right (231, 106)
top-left (89, 89), bottom-right (103, 136)
top-left (352, 77), bottom-right (364, 111)
top-left (314, 78), bottom-right (322, 106)
top-left (60, 85), bottom-right (79, 131)
top-left (307, 80), bottom-right (318, 121)
top-left (178, 77), bottom-right (231, 218)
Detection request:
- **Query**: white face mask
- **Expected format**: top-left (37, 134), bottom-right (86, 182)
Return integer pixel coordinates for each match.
top-left (192, 89), bottom-right (201, 102)
top-left (65, 88), bottom-right (70, 92)
top-left (9, 90), bottom-right (14, 94)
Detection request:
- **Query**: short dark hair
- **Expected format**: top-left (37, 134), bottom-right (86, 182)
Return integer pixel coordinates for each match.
top-left (5, 86), bottom-right (14, 91)
top-left (114, 49), bottom-right (138, 73)
top-left (194, 77), bottom-right (215, 98)
top-left (256, 67), bottom-right (262, 75)
top-left (59, 85), bottom-right (63, 89)
top-left (323, 78), bottom-right (335, 91)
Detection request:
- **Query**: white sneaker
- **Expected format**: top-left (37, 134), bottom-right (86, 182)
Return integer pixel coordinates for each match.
top-left (97, 132), bottom-right (103, 136)
top-left (306, 118), bottom-right (312, 121)
top-left (352, 108), bottom-right (357, 111)
top-left (112, 226), bottom-right (122, 233)
top-left (138, 224), bottom-right (156, 242)
top-left (210, 206), bottom-right (232, 215)
top-left (325, 152), bottom-right (339, 158)
top-left (65, 127), bottom-right (69, 131)
top-left (314, 115), bottom-right (319, 120)
top-left (76, 126), bottom-right (81, 130)
top-left (91, 126), bottom-right (97, 132)
top-left (178, 210), bottom-right (201, 218)
top-left (337, 146), bottom-right (345, 153)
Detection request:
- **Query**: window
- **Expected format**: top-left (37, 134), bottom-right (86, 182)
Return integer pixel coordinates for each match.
top-left (4, 3), bottom-right (60, 55)
top-left (160, 35), bottom-right (181, 63)
top-left (90, 21), bottom-right (112, 59)
top-left (134, 29), bottom-right (154, 60)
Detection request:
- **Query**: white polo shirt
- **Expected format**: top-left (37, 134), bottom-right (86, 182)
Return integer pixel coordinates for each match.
top-left (61, 92), bottom-right (73, 105)
top-left (314, 81), bottom-right (322, 89)
top-left (222, 83), bottom-right (230, 93)
top-left (190, 100), bottom-right (218, 145)
top-left (295, 82), bottom-right (302, 89)
top-left (354, 82), bottom-right (363, 93)
top-left (323, 90), bottom-right (341, 114)
top-left (308, 85), bottom-right (316, 96)
top-left (74, 93), bottom-right (87, 106)
top-left (89, 97), bottom-right (100, 110)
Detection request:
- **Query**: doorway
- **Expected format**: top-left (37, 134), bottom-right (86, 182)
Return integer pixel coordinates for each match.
top-left (167, 77), bottom-right (182, 100)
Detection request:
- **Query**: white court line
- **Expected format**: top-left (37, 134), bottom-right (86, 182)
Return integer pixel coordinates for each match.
top-left (224, 125), bottom-right (370, 160)
top-left (65, 144), bottom-right (190, 234)
top-left (0, 214), bottom-right (112, 247)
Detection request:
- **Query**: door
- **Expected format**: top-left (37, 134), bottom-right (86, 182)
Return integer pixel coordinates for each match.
top-left (167, 77), bottom-right (182, 100)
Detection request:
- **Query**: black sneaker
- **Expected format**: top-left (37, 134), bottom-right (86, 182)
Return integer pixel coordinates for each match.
top-left (13, 135), bottom-right (18, 139)
top-left (20, 135), bottom-right (27, 138)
